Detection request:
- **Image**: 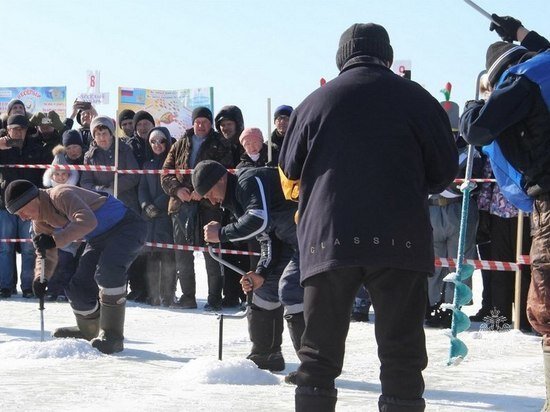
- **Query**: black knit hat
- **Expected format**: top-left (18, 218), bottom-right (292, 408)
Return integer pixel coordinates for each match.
top-left (336, 23), bottom-right (394, 71)
top-left (118, 109), bottom-right (136, 125)
top-left (133, 110), bottom-right (155, 131)
top-left (274, 105), bottom-right (293, 121)
top-left (192, 160), bottom-right (227, 196)
top-left (7, 99), bottom-right (26, 115)
top-left (7, 114), bottom-right (29, 128)
top-left (214, 105), bottom-right (244, 132)
top-left (62, 129), bottom-right (84, 147)
top-left (192, 107), bottom-right (213, 124)
top-left (486, 42), bottom-right (528, 86)
top-left (4, 180), bottom-right (39, 214)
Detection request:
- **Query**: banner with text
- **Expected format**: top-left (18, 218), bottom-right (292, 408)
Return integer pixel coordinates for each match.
top-left (117, 87), bottom-right (214, 139)
top-left (0, 86), bottom-right (67, 117)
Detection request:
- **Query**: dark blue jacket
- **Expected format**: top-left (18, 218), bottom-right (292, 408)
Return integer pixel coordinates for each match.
top-left (279, 56), bottom-right (458, 281)
top-left (460, 32), bottom-right (550, 198)
top-left (219, 167), bottom-right (297, 278)
top-left (138, 127), bottom-right (174, 244)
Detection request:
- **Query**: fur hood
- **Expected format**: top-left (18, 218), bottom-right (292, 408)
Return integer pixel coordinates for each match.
top-left (43, 145), bottom-right (80, 188)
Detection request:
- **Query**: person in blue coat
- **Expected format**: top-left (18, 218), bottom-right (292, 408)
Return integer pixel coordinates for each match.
top-left (138, 127), bottom-right (177, 306)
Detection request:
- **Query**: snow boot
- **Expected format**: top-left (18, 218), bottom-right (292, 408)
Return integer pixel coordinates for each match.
top-left (91, 301), bottom-right (125, 354)
top-left (378, 395), bottom-right (425, 412)
top-left (295, 386), bottom-right (337, 412)
top-left (247, 305), bottom-right (285, 372)
top-left (145, 268), bottom-right (161, 306)
top-left (542, 346), bottom-right (550, 412)
top-left (52, 309), bottom-right (100, 340)
top-left (285, 311), bottom-right (305, 353)
top-left (284, 371), bottom-right (298, 385)
top-left (351, 297), bottom-right (370, 322)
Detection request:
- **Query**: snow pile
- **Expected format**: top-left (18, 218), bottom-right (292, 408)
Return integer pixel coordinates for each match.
top-left (178, 357), bottom-right (281, 385)
top-left (0, 338), bottom-right (102, 359)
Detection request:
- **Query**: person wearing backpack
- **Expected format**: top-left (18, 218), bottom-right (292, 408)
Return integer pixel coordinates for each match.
top-left (460, 15), bottom-right (550, 411)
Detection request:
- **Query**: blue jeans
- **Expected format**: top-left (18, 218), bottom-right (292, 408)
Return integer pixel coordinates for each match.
top-left (0, 209), bottom-right (35, 290)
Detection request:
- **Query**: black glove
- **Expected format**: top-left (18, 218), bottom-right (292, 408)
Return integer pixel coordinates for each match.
top-left (33, 234), bottom-right (56, 254)
top-left (144, 204), bottom-right (161, 219)
top-left (490, 14), bottom-right (522, 42)
top-left (32, 277), bottom-right (48, 299)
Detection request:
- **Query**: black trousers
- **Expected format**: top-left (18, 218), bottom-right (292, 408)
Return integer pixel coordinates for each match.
top-left (296, 267), bottom-right (428, 401)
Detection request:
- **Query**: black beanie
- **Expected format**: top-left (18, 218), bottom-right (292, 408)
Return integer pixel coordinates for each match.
top-left (7, 114), bottom-right (29, 128)
top-left (133, 110), bottom-right (155, 131)
top-left (62, 129), bottom-right (84, 147)
top-left (192, 107), bottom-right (213, 124)
top-left (118, 109), bottom-right (136, 125)
top-left (192, 160), bottom-right (227, 196)
top-left (486, 42), bottom-right (528, 87)
top-left (7, 99), bottom-right (26, 115)
top-left (274, 105), bottom-right (294, 121)
top-left (214, 105), bottom-right (244, 132)
top-left (4, 180), bottom-right (39, 214)
top-left (336, 23), bottom-right (394, 71)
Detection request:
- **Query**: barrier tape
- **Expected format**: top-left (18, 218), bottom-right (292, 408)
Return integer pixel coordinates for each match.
top-left (0, 164), bottom-right (497, 182)
top-left (1, 238), bottom-right (530, 270)
top-left (0, 164), bottom-right (237, 175)
top-left (0, 238), bottom-right (259, 256)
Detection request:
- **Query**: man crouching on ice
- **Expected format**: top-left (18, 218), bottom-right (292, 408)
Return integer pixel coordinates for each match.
top-left (193, 160), bottom-right (304, 373)
top-left (4, 179), bottom-right (146, 354)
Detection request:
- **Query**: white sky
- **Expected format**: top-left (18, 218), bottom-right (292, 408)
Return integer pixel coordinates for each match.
top-left (0, 0), bottom-right (547, 136)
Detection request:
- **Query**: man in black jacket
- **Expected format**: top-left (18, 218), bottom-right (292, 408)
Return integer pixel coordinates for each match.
top-left (0, 115), bottom-right (52, 298)
top-left (193, 160), bottom-right (304, 373)
top-left (460, 15), bottom-right (550, 411)
top-left (279, 23), bottom-right (458, 411)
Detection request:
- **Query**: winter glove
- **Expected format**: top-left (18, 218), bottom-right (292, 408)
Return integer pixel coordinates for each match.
top-left (94, 185), bottom-right (114, 195)
top-left (33, 234), bottom-right (56, 254)
top-left (144, 204), bottom-right (161, 219)
top-left (490, 14), bottom-right (522, 42)
top-left (30, 112), bottom-right (46, 128)
top-left (32, 277), bottom-right (48, 299)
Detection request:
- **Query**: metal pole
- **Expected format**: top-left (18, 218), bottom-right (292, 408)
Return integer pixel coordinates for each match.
top-left (267, 98), bottom-right (272, 164)
top-left (513, 211), bottom-right (525, 330)
top-left (218, 313), bottom-right (224, 360)
top-left (39, 253), bottom-right (46, 342)
top-left (113, 127), bottom-right (119, 198)
top-left (463, 0), bottom-right (499, 25)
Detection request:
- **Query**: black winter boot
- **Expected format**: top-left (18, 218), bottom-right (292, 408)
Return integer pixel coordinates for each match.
top-left (91, 302), bottom-right (126, 354)
top-left (378, 395), bottom-right (425, 412)
top-left (285, 311), bottom-right (305, 353)
top-left (247, 305), bottom-right (285, 371)
top-left (53, 309), bottom-right (100, 340)
top-left (295, 386), bottom-right (337, 412)
top-left (145, 267), bottom-right (161, 306)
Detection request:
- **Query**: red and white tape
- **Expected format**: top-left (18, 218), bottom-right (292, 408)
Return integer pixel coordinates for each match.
top-left (0, 238), bottom-right (259, 256)
top-left (0, 164), bottom-right (239, 175)
top-left (0, 238), bottom-right (531, 270)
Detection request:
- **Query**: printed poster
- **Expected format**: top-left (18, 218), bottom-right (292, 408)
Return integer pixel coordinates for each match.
top-left (117, 87), bottom-right (214, 139)
top-left (0, 87), bottom-right (67, 118)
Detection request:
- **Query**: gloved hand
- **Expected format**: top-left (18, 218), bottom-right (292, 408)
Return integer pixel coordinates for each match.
top-left (0, 136), bottom-right (23, 148)
top-left (490, 14), bottom-right (522, 42)
top-left (33, 234), bottom-right (56, 253)
top-left (32, 277), bottom-right (48, 299)
top-left (144, 204), bottom-right (161, 219)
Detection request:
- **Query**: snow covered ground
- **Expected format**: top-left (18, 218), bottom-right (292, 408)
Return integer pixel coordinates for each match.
top-left (0, 254), bottom-right (545, 411)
